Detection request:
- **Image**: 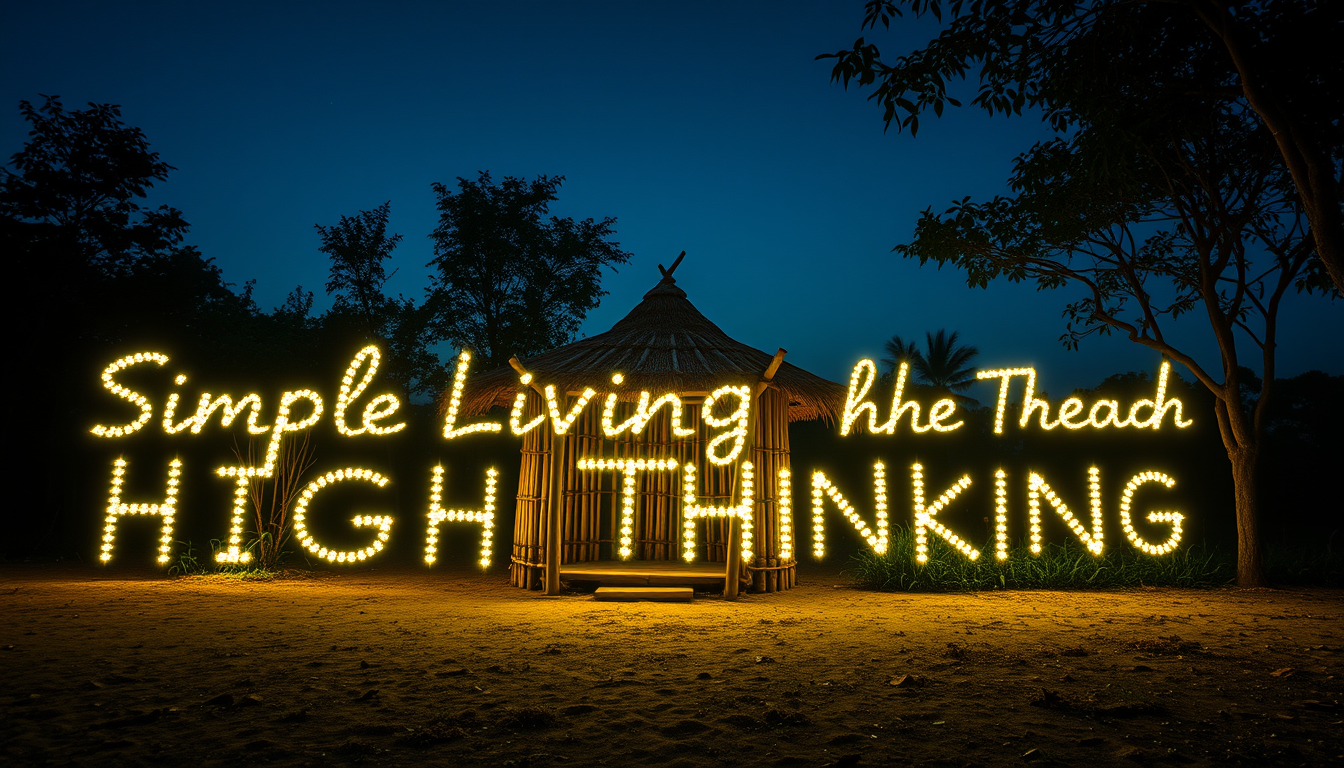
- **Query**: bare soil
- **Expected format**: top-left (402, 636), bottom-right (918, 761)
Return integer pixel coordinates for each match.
top-left (2, 563), bottom-right (1341, 766)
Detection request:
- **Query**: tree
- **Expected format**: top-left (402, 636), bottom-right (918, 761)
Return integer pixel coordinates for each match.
top-left (316, 201), bottom-right (401, 339)
top-left (427, 172), bottom-right (632, 368)
top-left (881, 329), bottom-right (980, 403)
top-left (0, 95), bottom-right (262, 555)
top-left (819, 0), bottom-right (1344, 295)
top-left (316, 203), bottom-right (446, 399)
top-left (859, 4), bottom-right (1331, 585)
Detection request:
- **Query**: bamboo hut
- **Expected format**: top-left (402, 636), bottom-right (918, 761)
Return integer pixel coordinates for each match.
top-left (448, 255), bottom-right (845, 596)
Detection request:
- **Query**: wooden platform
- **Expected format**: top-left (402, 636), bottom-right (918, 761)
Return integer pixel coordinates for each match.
top-left (593, 586), bottom-right (694, 602)
top-left (560, 560), bottom-right (727, 587)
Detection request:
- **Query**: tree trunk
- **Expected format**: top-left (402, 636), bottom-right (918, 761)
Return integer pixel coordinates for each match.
top-left (1228, 446), bottom-right (1267, 588)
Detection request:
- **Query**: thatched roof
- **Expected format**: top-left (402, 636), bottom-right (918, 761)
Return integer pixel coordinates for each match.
top-left (447, 262), bottom-right (845, 423)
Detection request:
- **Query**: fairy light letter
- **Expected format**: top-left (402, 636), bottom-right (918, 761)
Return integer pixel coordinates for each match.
top-left (1119, 471), bottom-right (1183, 555)
top-left (292, 468), bottom-right (393, 563)
top-left (509, 374), bottom-right (546, 435)
top-left (1027, 467), bottom-right (1104, 555)
top-left (994, 469), bottom-right (1009, 560)
top-left (577, 458), bottom-right (679, 559)
top-left (977, 362), bottom-right (1193, 433)
top-left (99, 457), bottom-right (181, 565)
top-left (777, 468), bottom-right (794, 562)
top-left (335, 345), bottom-right (406, 436)
top-left (545, 385), bottom-right (597, 435)
top-left (703, 386), bottom-right (751, 465)
top-left (214, 389), bottom-right (324, 563)
top-left (91, 352), bottom-right (170, 438)
top-left (601, 375), bottom-right (697, 438)
top-left (681, 461), bottom-right (755, 563)
top-left (809, 463), bottom-right (889, 558)
top-left (424, 465), bottom-right (498, 567)
top-left (911, 463), bottom-right (977, 562)
top-left (442, 350), bottom-right (502, 439)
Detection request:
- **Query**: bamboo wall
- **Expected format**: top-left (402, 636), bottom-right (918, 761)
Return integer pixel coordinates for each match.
top-left (508, 387), bottom-right (797, 592)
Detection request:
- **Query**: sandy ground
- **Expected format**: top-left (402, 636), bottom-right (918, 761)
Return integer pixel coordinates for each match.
top-left (1, 563), bottom-right (1341, 767)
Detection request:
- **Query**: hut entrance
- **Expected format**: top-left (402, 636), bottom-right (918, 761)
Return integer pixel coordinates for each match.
top-left (512, 393), bottom-right (757, 593)
top-left (450, 255), bottom-right (845, 597)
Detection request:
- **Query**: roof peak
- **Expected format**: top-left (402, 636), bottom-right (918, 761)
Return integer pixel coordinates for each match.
top-left (645, 250), bottom-right (688, 299)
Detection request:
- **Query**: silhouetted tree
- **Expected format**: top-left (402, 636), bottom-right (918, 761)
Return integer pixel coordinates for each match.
top-left (820, 0), bottom-right (1344, 295)
top-left (316, 203), bottom-right (445, 399)
top-left (0, 95), bottom-right (260, 554)
top-left (316, 201), bottom-right (401, 339)
top-left (882, 329), bottom-right (980, 404)
top-left (864, 5), bottom-right (1332, 585)
top-left (427, 172), bottom-right (632, 368)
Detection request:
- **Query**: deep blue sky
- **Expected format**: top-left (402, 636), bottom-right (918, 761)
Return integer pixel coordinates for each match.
top-left (4, 2), bottom-right (1339, 396)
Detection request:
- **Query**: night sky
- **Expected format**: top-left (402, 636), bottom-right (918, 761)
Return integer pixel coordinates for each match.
top-left (5, 2), bottom-right (1340, 395)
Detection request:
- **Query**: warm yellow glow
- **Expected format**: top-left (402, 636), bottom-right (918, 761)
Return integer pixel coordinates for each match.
top-left (424, 465), bottom-right (498, 567)
top-left (978, 361), bottom-right (1193, 433)
top-left (577, 457), bottom-right (680, 559)
top-left (840, 359), bottom-right (881, 436)
top-left (1027, 468), bottom-right (1104, 555)
top-left (334, 346), bottom-right (405, 436)
top-left (680, 461), bottom-right (755, 563)
top-left (292, 468), bottom-right (393, 563)
top-left (509, 387), bottom-right (545, 435)
top-left (442, 350), bottom-right (502, 439)
top-left (601, 389), bottom-right (697, 438)
top-left (92, 352), bottom-right (170, 437)
top-left (912, 463), bottom-right (977, 562)
top-left (166, 392), bottom-right (267, 435)
top-left (777, 468), bottom-right (794, 562)
top-left (809, 464), bottom-right (889, 558)
top-left (703, 386), bottom-right (751, 465)
top-left (840, 359), bottom-right (962, 435)
top-left (994, 469), bottom-right (1009, 561)
top-left (213, 389), bottom-right (324, 563)
top-left (99, 457), bottom-right (180, 565)
top-left (545, 385), bottom-right (597, 435)
top-left (1119, 471), bottom-right (1183, 555)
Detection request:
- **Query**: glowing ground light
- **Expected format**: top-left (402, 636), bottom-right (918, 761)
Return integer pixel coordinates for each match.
top-left (577, 457), bottom-right (680, 559)
top-left (424, 465), bottom-right (498, 567)
top-left (1120, 471), bottom-right (1183, 555)
top-left (810, 464), bottom-right (889, 558)
top-left (1028, 468), bottom-right (1104, 555)
top-left (681, 461), bottom-right (755, 563)
top-left (100, 457), bottom-right (181, 565)
top-left (912, 463), bottom-right (977, 563)
top-left (293, 468), bottom-right (393, 563)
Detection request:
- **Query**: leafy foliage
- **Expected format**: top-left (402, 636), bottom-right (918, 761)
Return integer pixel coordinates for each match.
top-left (819, 0), bottom-right (1344, 293)
top-left (881, 329), bottom-right (980, 401)
top-left (427, 172), bottom-right (632, 368)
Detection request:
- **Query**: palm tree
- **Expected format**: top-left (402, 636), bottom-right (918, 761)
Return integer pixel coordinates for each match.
top-left (881, 329), bottom-right (980, 405)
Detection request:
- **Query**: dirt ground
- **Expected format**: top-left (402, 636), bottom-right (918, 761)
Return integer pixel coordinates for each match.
top-left (2, 562), bottom-right (1340, 767)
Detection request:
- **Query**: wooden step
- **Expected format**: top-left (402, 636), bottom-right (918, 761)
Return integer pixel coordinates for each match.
top-left (561, 561), bottom-right (728, 587)
top-left (593, 586), bottom-right (694, 602)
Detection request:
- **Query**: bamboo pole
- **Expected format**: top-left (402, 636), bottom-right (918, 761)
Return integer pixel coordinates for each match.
top-left (545, 429), bottom-right (564, 595)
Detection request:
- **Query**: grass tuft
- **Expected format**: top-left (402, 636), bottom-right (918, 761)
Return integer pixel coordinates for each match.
top-left (846, 526), bottom-right (1233, 591)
